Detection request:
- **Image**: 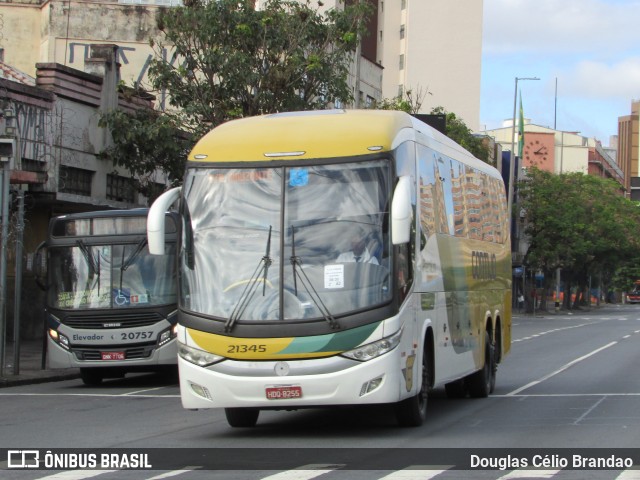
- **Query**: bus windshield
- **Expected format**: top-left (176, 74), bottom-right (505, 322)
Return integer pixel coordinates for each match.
top-left (48, 243), bottom-right (177, 309)
top-left (181, 158), bottom-right (393, 323)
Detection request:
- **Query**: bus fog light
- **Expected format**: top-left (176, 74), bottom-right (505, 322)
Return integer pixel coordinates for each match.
top-left (178, 342), bottom-right (223, 367)
top-left (59, 334), bottom-right (70, 349)
top-left (158, 328), bottom-right (176, 347)
top-left (360, 376), bottom-right (384, 396)
top-left (189, 382), bottom-right (212, 400)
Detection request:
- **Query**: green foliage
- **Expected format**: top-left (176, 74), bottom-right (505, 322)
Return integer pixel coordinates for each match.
top-left (148, 0), bottom-right (371, 137)
top-left (100, 0), bottom-right (371, 200)
top-left (517, 167), bottom-right (640, 296)
top-left (429, 106), bottom-right (490, 163)
top-left (98, 109), bottom-right (191, 202)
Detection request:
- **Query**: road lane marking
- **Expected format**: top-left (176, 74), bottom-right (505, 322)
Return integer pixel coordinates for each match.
top-left (573, 395), bottom-right (607, 425)
top-left (497, 470), bottom-right (559, 479)
top-left (34, 470), bottom-right (117, 479)
top-left (147, 467), bottom-right (201, 479)
top-left (378, 467), bottom-right (450, 479)
top-left (617, 470), bottom-right (640, 480)
top-left (260, 464), bottom-right (344, 480)
top-left (506, 341), bottom-right (618, 396)
top-left (0, 393), bottom-right (180, 398)
top-left (513, 322), bottom-right (592, 343)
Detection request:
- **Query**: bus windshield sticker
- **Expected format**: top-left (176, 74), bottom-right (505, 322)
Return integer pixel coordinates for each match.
top-left (289, 168), bottom-right (309, 187)
top-left (324, 264), bottom-right (344, 289)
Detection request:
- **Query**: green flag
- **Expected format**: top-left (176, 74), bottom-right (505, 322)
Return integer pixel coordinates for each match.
top-left (517, 92), bottom-right (524, 159)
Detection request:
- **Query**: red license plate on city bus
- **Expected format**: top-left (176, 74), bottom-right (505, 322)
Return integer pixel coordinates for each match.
top-left (265, 385), bottom-right (302, 400)
top-left (101, 351), bottom-right (125, 361)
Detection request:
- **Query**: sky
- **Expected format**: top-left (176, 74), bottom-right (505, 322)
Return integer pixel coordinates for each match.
top-left (480, 0), bottom-right (640, 146)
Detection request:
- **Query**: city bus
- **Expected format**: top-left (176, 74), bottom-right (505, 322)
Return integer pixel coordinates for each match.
top-left (36, 209), bottom-right (179, 385)
top-left (147, 109), bottom-right (512, 427)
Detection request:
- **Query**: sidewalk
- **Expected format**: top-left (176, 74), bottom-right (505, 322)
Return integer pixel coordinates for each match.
top-left (0, 339), bottom-right (80, 388)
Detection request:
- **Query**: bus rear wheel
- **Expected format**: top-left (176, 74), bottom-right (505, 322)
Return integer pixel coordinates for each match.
top-left (466, 331), bottom-right (495, 398)
top-left (225, 408), bottom-right (260, 428)
top-left (394, 348), bottom-right (429, 427)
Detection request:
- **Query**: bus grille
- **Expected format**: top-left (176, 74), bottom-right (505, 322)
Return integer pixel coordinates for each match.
top-left (74, 344), bottom-right (155, 361)
top-left (62, 312), bottom-right (163, 329)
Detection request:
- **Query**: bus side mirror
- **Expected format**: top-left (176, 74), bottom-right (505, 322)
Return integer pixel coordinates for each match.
top-left (391, 176), bottom-right (412, 245)
top-left (34, 241), bottom-right (48, 290)
top-left (148, 187), bottom-right (181, 255)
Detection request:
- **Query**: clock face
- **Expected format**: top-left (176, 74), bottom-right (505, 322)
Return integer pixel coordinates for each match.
top-left (524, 140), bottom-right (548, 162)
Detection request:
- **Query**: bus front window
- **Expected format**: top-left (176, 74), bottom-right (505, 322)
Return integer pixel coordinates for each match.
top-left (182, 159), bottom-right (392, 323)
top-left (49, 244), bottom-right (177, 309)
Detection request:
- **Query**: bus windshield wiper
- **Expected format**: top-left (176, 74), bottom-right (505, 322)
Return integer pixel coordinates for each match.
top-left (121, 238), bottom-right (147, 271)
top-left (224, 226), bottom-right (273, 333)
top-left (76, 239), bottom-right (99, 277)
top-left (290, 226), bottom-right (340, 330)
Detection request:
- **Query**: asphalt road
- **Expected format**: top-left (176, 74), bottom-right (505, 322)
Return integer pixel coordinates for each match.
top-left (1, 304), bottom-right (639, 479)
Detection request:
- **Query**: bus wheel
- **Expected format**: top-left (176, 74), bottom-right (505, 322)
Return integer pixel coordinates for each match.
top-left (80, 368), bottom-right (103, 386)
top-left (466, 331), bottom-right (495, 398)
top-left (394, 348), bottom-right (429, 427)
top-left (225, 408), bottom-right (260, 428)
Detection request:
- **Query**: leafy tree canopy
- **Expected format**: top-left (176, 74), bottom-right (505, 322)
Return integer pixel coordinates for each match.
top-left (517, 167), bottom-right (640, 297)
top-left (148, 0), bottom-right (372, 137)
top-left (100, 0), bottom-right (371, 199)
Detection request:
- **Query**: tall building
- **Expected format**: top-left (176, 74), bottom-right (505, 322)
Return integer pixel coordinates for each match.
top-left (379, 0), bottom-right (483, 131)
top-left (618, 100), bottom-right (640, 200)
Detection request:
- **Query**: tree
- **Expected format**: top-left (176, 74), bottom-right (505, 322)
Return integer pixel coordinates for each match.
top-left (98, 108), bottom-right (191, 202)
top-left (148, 0), bottom-right (371, 137)
top-left (375, 92), bottom-right (490, 164)
top-left (100, 0), bottom-right (371, 197)
top-left (429, 106), bottom-right (490, 163)
top-left (517, 167), bottom-right (640, 309)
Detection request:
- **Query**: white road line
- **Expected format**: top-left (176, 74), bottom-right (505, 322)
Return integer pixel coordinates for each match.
top-left (260, 464), bottom-right (344, 480)
top-left (573, 396), bottom-right (607, 425)
top-left (616, 470), bottom-right (640, 480)
top-left (506, 341), bottom-right (618, 396)
top-left (496, 470), bottom-right (559, 479)
top-left (146, 467), bottom-right (201, 479)
top-left (494, 392), bottom-right (640, 397)
top-left (0, 393), bottom-right (180, 398)
top-left (378, 467), bottom-right (450, 479)
top-left (34, 470), bottom-right (117, 480)
top-left (512, 323), bottom-right (592, 343)
top-left (122, 387), bottom-right (171, 396)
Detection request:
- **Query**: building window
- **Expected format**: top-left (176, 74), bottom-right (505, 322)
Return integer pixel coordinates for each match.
top-left (399, 54), bottom-right (404, 70)
top-left (398, 85), bottom-right (404, 98)
top-left (401, 0), bottom-right (407, 10)
top-left (107, 174), bottom-right (136, 203)
top-left (59, 166), bottom-right (93, 196)
top-left (400, 25), bottom-right (405, 39)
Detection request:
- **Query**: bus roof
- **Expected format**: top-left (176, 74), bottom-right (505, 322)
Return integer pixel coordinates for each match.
top-left (188, 110), bottom-right (415, 163)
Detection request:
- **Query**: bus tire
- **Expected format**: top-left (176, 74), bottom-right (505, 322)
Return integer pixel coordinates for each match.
top-left (225, 408), bottom-right (260, 428)
top-left (80, 368), bottom-right (103, 386)
top-left (394, 347), bottom-right (429, 427)
top-left (466, 331), bottom-right (495, 398)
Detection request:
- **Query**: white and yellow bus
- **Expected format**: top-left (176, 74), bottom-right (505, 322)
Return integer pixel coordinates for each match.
top-left (147, 110), bottom-right (512, 427)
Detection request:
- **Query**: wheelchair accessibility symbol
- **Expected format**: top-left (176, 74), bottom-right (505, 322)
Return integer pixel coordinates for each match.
top-left (112, 288), bottom-right (131, 306)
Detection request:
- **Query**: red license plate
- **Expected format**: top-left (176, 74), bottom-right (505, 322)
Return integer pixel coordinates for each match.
top-left (101, 351), bottom-right (125, 361)
top-left (265, 385), bottom-right (302, 400)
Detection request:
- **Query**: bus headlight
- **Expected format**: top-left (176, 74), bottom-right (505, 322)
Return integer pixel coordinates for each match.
top-left (48, 328), bottom-right (70, 350)
top-left (341, 328), bottom-right (403, 362)
top-left (158, 325), bottom-right (178, 347)
top-left (178, 342), bottom-right (223, 367)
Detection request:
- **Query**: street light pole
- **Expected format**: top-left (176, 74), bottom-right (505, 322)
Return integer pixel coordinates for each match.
top-left (508, 76), bottom-right (539, 216)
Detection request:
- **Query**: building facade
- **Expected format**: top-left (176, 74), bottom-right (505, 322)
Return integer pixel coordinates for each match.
top-left (0, 45), bottom-right (156, 339)
top-left (482, 121), bottom-right (625, 192)
top-left (618, 100), bottom-right (640, 200)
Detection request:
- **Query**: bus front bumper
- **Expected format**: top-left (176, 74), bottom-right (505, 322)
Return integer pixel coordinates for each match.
top-left (177, 350), bottom-right (410, 409)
